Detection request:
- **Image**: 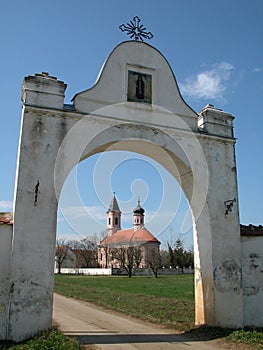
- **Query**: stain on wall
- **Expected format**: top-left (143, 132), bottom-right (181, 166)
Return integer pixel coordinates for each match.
top-left (214, 258), bottom-right (241, 294)
top-left (242, 253), bottom-right (263, 296)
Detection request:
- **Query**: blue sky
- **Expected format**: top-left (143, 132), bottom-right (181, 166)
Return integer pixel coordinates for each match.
top-left (0, 1), bottom-right (262, 248)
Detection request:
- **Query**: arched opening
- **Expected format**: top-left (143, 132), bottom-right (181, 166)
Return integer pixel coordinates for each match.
top-left (53, 111), bottom-right (210, 324)
top-left (55, 147), bottom-right (195, 326)
top-left (57, 150), bottom-right (193, 250)
top-left (53, 112), bottom-right (214, 327)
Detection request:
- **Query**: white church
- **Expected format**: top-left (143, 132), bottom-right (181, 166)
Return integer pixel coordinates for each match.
top-left (99, 194), bottom-right (160, 268)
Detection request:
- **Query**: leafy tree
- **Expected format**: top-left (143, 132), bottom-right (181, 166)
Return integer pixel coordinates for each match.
top-left (164, 231), bottom-right (194, 271)
top-left (183, 246), bottom-right (194, 268)
top-left (174, 238), bottom-right (185, 272)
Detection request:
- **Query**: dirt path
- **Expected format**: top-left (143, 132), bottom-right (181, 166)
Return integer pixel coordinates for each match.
top-left (52, 293), bottom-right (231, 350)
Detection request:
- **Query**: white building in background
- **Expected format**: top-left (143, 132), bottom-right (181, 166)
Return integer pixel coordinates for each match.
top-left (99, 194), bottom-right (160, 268)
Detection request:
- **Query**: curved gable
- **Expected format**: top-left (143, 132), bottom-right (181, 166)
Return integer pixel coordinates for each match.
top-left (73, 41), bottom-right (197, 130)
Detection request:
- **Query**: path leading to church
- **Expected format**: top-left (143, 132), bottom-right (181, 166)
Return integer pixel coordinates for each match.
top-left (53, 293), bottom-right (227, 350)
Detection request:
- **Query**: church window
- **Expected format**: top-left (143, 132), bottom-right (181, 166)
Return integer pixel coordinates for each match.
top-left (108, 217), bottom-right (111, 225)
top-left (115, 217), bottom-right (118, 225)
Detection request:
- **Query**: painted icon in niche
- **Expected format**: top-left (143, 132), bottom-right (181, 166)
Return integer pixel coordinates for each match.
top-left (127, 70), bottom-right (152, 104)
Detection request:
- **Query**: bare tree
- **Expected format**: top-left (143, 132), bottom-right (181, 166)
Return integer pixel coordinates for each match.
top-left (111, 245), bottom-right (142, 278)
top-left (146, 247), bottom-right (161, 278)
top-left (133, 245), bottom-right (142, 268)
top-left (55, 239), bottom-right (69, 274)
top-left (104, 246), bottom-right (112, 268)
top-left (69, 236), bottom-right (98, 267)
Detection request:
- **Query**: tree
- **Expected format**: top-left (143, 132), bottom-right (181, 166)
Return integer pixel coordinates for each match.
top-left (68, 236), bottom-right (98, 267)
top-left (165, 227), bottom-right (180, 268)
top-left (146, 247), bottom-right (161, 278)
top-left (160, 249), bottom-right (169, 267)
top-left (164, 229), bottom-right (194, 271)
top-left (111, 245), bottom-right (142, 278)
top-left (55, 239), bottom-right (69, 274)
top-left (183, 246), bottom-right (194, 269)
top-left (173, 238), bottom-right (185, 272)
top-left (166, 242), bottom-right (175, 268)
top-left (104, 245), bottom-right (111, 268)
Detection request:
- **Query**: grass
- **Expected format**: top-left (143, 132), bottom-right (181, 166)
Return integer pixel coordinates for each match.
top-left (0, 329), bottom-right (82, 350)
top-left (228, 329), bottom-right (263, 348)
top-left (54, 274), bottom-right (195, 330)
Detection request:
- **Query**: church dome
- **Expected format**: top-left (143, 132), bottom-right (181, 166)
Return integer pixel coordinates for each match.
top-left (133, 200), bottom-right (145, 215)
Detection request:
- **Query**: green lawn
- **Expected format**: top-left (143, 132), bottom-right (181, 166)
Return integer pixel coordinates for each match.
top-left (54, 274), bottom-right (195, 330)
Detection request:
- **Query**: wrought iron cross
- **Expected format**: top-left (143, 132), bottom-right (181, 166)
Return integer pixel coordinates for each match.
top-left (119, 16), bottom-right (153, 42)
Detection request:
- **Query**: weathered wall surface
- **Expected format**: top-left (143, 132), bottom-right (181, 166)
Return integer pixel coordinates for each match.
top-left (0, 218), bottom-right (13, 340)
top-left (241, 235), bottom-right (263, 327)
top-left (197, 132), bottom-right (243, 327)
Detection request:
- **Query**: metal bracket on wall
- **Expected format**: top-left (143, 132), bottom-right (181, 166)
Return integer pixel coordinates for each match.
top-left (224, 198), bottom-right (236, 216)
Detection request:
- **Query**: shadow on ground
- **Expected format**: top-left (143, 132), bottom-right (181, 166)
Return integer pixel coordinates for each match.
top-left (66, 326), bottom-right (234, 345)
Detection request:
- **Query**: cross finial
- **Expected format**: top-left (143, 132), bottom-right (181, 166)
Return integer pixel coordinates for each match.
top-left (119, 16), bottom-right (153, 42)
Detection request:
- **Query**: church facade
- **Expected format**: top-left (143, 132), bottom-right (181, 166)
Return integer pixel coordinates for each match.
top-left (98, 195), bottom-right (160, 269)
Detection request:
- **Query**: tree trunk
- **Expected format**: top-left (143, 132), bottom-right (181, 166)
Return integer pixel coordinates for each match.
top-left (128, 266), bottom-right (132, 278)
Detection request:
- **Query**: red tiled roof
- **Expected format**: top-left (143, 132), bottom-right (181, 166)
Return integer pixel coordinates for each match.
top-left (0, 213), bottom-right (13, 225)
top-left (240, 224), bottom-right (263, 236)
top-left (100, 227), bottom-right (160, 246)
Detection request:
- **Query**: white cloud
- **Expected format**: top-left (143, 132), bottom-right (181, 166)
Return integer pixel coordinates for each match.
top-left (60, 205), bottom-right (106, 222)
top-left (252, 67), bottom-right (262, 73)
top-left (0, 200), bottom-right (13, 211)
top-left (180, 62), bottom-right (234, 101)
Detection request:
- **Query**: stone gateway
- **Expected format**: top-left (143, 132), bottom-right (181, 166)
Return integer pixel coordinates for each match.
top-left (1, 40), bottom-right (261, 342)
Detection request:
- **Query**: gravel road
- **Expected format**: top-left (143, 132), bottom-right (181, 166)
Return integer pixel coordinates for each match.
top-left (53, 293), bottom-right (228, 350)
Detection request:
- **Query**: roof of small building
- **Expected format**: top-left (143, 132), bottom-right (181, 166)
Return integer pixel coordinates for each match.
top-left (100, 227), bottom-right (160, 246)
top-left (240, 224), bottom-right (263, 236)
top-left (0, 212), bottom-right (13, 225)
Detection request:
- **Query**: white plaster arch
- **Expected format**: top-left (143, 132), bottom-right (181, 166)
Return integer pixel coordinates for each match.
top-left (4, 40), bottom-right (243, 342)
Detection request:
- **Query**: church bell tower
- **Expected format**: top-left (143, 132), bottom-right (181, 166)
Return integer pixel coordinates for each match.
top-left (133, 198), bottom-right (145, 231)
top-left (107, 193), bottom-right (121, 236)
